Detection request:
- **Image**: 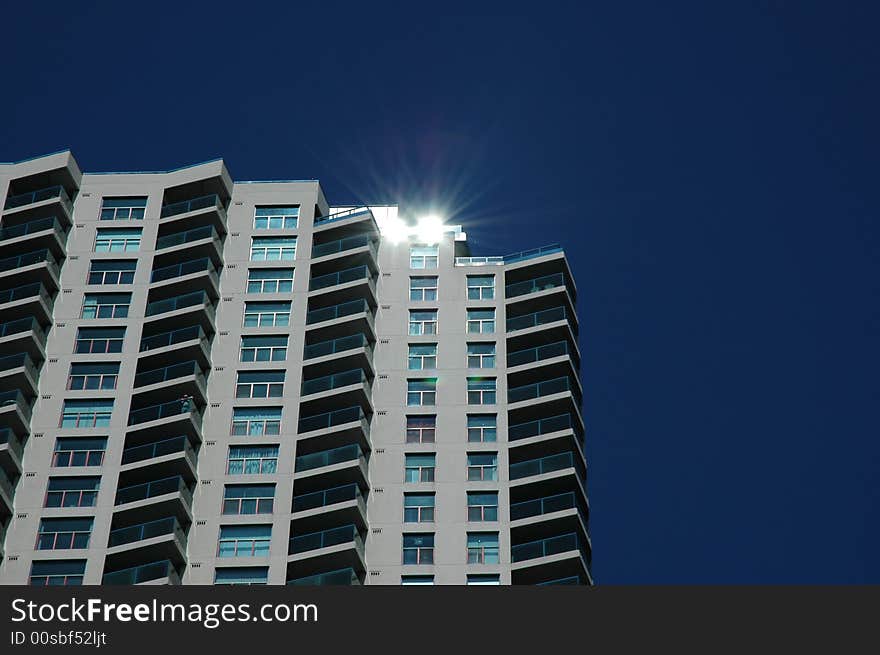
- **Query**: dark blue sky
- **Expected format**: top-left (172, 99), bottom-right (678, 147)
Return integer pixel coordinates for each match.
top-left (4, 1), bottom-right (879, 582)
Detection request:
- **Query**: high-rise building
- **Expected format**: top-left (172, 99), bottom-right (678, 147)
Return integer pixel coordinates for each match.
top-left (0, 150), bottom-right (590, 586)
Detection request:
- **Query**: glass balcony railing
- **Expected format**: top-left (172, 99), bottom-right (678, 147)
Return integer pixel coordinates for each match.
top-left (145, 291), bottom-right (212, 317)
top-left (103, 560), bottom-right (176, 585)
top-left (292, 482), bottom-right (361, 513)
top-left (303, 333), bottom-right (370, 360)
top-left (510, 491), bottom-right (577, 521)
top-left (313, 207), bottom-right (372, 226)
top-left (4, 185), bottom-right (72, 212)
top-left (305, 299), bottom-right (371, 325)
top-left (508, 376), bottom-right (576, 403)
top-left (140, 325), bottom-right (206, 352)
top-left (0, 249), bottom-right (59, 275)
top-left (511, 532), bottom-right (587, 563)
top-left (297, 406), bottom-right (367, 434)
top-left (0, 390), bottom-right (32, 419)
top-left (108, 517), bottom-right (185, 548)
top-left (0, 216), bottom-right (64, 242)
top-left (155, 225), bottom-right (219, 250)
top-left (115, 475), bottom-right (191, 506)
top-left (0, 352), bottom-right (39, 379)
top-left (133, 360), bottom-right (204, 388)
top-left (287, 567), bottom-right (359, 586)
top-left (160, 194), bottom-right (222, 219)
top-left (0, 462), bottom-right (15, 499)
top-left (301, 369), bottom-right (367, 396)
top-left (0, 317), bottom-right (44, 341)
top-left (311, 234), bottom-right (376, 259)
top-left (507, 340), bottom-right (573, 367)
top-left (510, 453), bottom-right (574, 480)
top-left (121, 435), bottom-right (194, 466)
top-left (150, 258), bottom-right (216, 284)
top-left (309, 265), bottom-right (372, 291)
top-left (506, 306), bottom-right (570, 332)
top-left (289, 524), bottom-right (360, 555)
top-left (295, 443), bottom-right (362, 473)
top-left (503, 244), bottom-right (562, 264)
top-left (0, 282), bottom-right (52, 308)
top-left (508, 413), bottom-right (576, 441)
top-left (455, 256), bottom-right (504, 266)
top-left (127, 399), bottom-right (199, 426)
top-left (506, 272), bottom-right (567, 299)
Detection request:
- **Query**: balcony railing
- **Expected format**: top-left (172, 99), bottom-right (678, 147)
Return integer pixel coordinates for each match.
top-left (506, 306), bottom-right (570, 332)
top-left (309, 265), bottom-right (372, 292)
top-left (298, 406), bottom-right (367, 434)
top-left (145, 291), bottom-right (212, 317)
top-left (0, 282), bottom-right (52, 307)
top-left (508, 376), bottom-right (576, 403)
top-left (0, 352), bottom-right (39, 379)
top-left (306, 299), bottom-right (370, 325)
top-left (536, 576), bottom-right (582, 585)
top-left (160, 194), bottom-right (222, 219)
top-left (121, 435), bottom-right (194, 466)
top-left (150, 258), bottom-right (216, 284)
top-left (289, 524), bottom-right (361, 555)
top-left (134, 361), bottom-right (204, 388)
top-left (503, 244), bottom-right (562, 264)
top-left (287, 567), bottom-right (359, 585)
top-left (0, 390), bottom-right (32, 419)
top-left (510, 451), bottom-right (578, 481)
top-left (509, 414), bottom-right (576, 442)
top-left (295, 443), bottom-right (362, 473)
top-left (313, 207), bottom-right (371, 226)
top-left (115, 475), bottom-right (191, 506)
top-left (108, 516), bottom-right (186, 548)
top-left (302, 369), bottom-right (367, 396)
top-left (0, 216), bottom-right (64, 242)
top-left (0, 249), bottom-right (59, 275)
top-left (127, 399), bottom-right (199, 426)
top-left (312, 234), bottom-right (376, 259)
top-left (0, 427), bottom-right (24, 457)
top-left (0, 317), bottom-right (44, 341)
top-left (510, 491), bottom-right (577, 521)
top-left (511, 532), bottom-right (588, 563)
top-left (4, 185), bottom-right (72, 212)
top-left (0, 463), bottom-right (15, 500)
top-left (506, 272), bottom-right (567, 299)
top-left (292, 483), bottom-right (361, 513)
top-left (155, 225), bottom-right (219, 250)
top-left (303, 333), bottom-right (370, 360)
top-left (140, 325), bottom-right (206, 352)
top-left (103, 560), bottom-right (176, 585)
top-left (507, 341), bottom-right (574, 367)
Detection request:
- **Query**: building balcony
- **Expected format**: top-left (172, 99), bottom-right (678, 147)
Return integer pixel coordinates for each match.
top-left (126, 399), bottom-right (202, 445)
top-left (291, 482), bottom-right (367, 534)
top-left (311, 233), bottom-right (378, 263)
top-left (159, 194), bottom-right (227, 234)
top-left (0, 427), bottom-right (25, 477)
top-left (305, 299), bottom-right (375, 345)
top-left (144, 290), bottom-right (216, 334)
top-left (510, 491), bottom-right (588, 526)
top-left (0, 352), bottom-right (40, 399)
top-left (3, 185), bottom-right (74, 222)
top-left (155, 224), bottom-right (223, 265)
top-left (510, 530), bottom-right (591, 585)
top-left (0, 283), bottom-right (54, 324)
top-left (113, 475), bottom-right (193, 525)
top-left (0, 390), bottom-right (33, 436)
top-left (0, 317), bottom-right (47, 362)
top-left (138, 325), bottom-right (211, 370)
top-left (120, 435), bottom-right (198, 482)
top-left (102, 560), bottom-right (181, 585)
top-left (287, 524), bottom-right (365, 582)
top-left (300, 368), bottom-right (372, 415)
top-left (132, 360), bottom-right (208, 407)
top-left (510, 451), bottom-right (584, 483)
top-left (294, 444), bottom-right (368, 492)
top-left (303, 332), bottom-right (373, 363)
top-left (149, 258), bottom-right (220, 299)
top-left (505, 305), bottom-right (578, 337)
top-left (508, 340), bottom-right (580, 371)
top-left (0, 456), bottom-right (17, 519)
top-left (508, 375), bottom-right (583, 409)
top-left (287, 567), bottom-right (361, 586)
top-left (503, 244), bottom-right (563, 265)
top-left (0, 248), bottom-right (61, 292)
top-left (312, 207), bottom-right (376, 231)
top-left (0, 216), bottom-right (68, 259)
top-left (297, 406), bottom-right (371, 452)
top-left (308, 265), bottom-right (377, 306)
top-left (106, 516), bottom-right (188, 571)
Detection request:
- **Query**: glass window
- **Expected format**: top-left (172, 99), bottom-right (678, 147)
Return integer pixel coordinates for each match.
top-left (467, 453), bottom-right (498, 481)
top-left (81, 293), bottom-right (131, 319)
top-left (235, 370), bottom-right (285, 398)
top-left (467, 378), bottom-right (497, 405)
top-left (406, 415), bottom-right (436, 444)
top-left (88, 259), bottom-right (136, 285)
top-left (223, 484), bottom-right (275, 515)
top-left (243, 301), bottom-right (291, 327)
top-left (467, 342), bottom-right (496, 368)
top-left (409, 310), bottom-right (438, 335)
top-left (467, 532), bottom-right (500, 564)
top-left (44, 476), bottom-right (101, 508)
top-left (30, 560), bottom-right (86, 586)
top-left (401, 575), bottom-right (434, 585)
top-left (407, 378), bottom-right (436, 406)
top-left (410, 276), bottom-right (438, 301)
top-left (36, 518), bottom-right (93, 550)
top-left (404, 493), bottom-right (435, 523)
top-left (240, 335), bottom-right (288, 362)
top-left (467, 414), bottom-right (497, 443)
top-left (405, 453), bottom-right (436, 483)
top-left (94, 228), bottom-right (141, 252)
top-left (99, 197), bottom-right (146, 221)
top-left (251, 236), bottom-right (296, 261)
top-left (247, 268), bottom-right (294, 294)
top-left (467, 275), bottom-right (495, 300)
top-left (52, 437), bottom-right (107, 467)
top-left (408, 344), bottom-right (437, 370)
top-left (231, 407), bottom-right (282, 436)
top-left (67, 363), bottom-right (119, 391)
top-left (467, 492), bottom-right (499, 522)
top-left (402, 533), bottom-right (434, 564)
top-left (214, 567), bottom-right (269, 585)
top-left (467, 574), bottom-right (501, 585)
top-left (74, 327), bottom-right (125, 354)
top-left (467, 309), bottom-right (495, 334)
top-left (254, 206), bottom-right (298, 230)
top-left (227, 445), bottom-right (279, 475)
top-left (410, 245), bottom-right (439, 269)
top-left (60, 400), bottom-right (113, 429)
top-left (217, 524), bottom-right (272, 558)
